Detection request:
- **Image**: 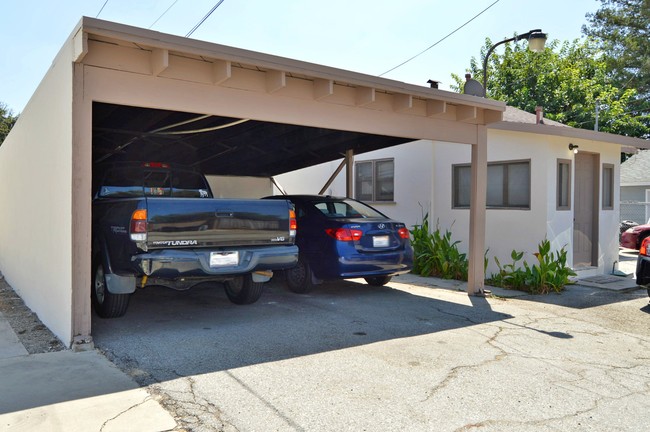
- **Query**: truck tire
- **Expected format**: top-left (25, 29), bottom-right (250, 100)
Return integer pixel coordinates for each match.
top-left (284, 256), bottom-right (313, 293)
top-left (224, 274), bottom-right (264, 305)
top-left (92, 262), bottom-right (131, 318)
top-left (364, 276), bottom-right (392, 286)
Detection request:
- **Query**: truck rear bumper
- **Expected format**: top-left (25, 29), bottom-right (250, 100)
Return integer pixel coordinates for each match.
top-left (131, 245), bottom-right (298, 279)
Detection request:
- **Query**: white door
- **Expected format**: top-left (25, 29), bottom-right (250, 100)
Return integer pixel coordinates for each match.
top-left (573, 153), bottom-right (599, 268)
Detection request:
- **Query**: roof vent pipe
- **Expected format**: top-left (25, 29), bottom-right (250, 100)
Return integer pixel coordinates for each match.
top-left (535, 106), bottom-right (544, 124)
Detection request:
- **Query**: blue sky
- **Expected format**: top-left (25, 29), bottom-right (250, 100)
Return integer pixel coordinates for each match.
top-left (0, 0), bottom-right (599, 113)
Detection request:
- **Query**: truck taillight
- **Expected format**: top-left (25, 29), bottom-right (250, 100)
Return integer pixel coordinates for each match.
top-left (130, 209), bottom-right (148, 242)
top-left (289, 209), bottom-right (297, 237)
top-left (641, 237), bottom-right (650, 256)
top-left (326, 228), bottom-right (362, 242)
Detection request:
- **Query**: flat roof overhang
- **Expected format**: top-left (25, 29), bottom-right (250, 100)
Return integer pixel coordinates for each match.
top-left (75, 17), bottom-right (505, 176)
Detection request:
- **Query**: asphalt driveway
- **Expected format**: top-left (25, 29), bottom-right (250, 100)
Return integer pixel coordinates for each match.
top-left (92, 274), bottom-right (650, 431)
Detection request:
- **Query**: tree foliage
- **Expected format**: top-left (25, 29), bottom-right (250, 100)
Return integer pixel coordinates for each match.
top-left (451, 38), bottom-right (649, 138)
top-left (582, 0), bottom-right (650, 99)
top-left (0, 102), bottom-right (18, 145)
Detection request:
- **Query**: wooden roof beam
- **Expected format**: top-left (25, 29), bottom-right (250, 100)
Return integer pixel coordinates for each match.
top-left (426, 100), bottom-right (447, 117)
top-left (266, 70), bottom-right (286, 93)
top-left (151, 48), bottom-right (169, 76)
top-left (394, 94), bottom-right (413, 112)
top-left (314, 79), bottom-right (334, 100)
top-left (212, 60), bottom-right (232, 85)
top-left (456, 105), bottom-right (478, 122)
top-left (356, 87), bottom-right (375, 106)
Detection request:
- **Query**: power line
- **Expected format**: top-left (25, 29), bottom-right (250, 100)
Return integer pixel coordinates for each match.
top-left (96, 0), bottom-right (109, 18)
top-left (379, 0), bottom-right (501, 77)
top-left (186, 0), bottom-right (226, 38)
top-left (149, 0), bottom-right (179, 29)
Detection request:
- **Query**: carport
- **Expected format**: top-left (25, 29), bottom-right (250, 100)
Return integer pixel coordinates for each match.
top-left (0, 17), bottom-right (504, 347)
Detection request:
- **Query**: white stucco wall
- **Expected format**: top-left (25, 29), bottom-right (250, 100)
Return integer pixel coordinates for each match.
top-left (278, 128), bottom-right (623, 277)
top-left (275, 140), bottom-right (434, 228)
top-left (433, 131), bottom-right (551, 276)
top-left (274, 160), bottom-right (344, 196)
top-left (206, 175), bottom-right (273, 198)
top-left (0, 40), bottom-right (75, 344)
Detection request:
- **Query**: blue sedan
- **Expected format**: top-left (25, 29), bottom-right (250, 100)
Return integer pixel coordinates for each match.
top-left (264, 195), bottom-right (413, 293)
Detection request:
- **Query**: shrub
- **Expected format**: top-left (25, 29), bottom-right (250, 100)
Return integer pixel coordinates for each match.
top-left (410, 213), bottom-right (468, 281)
top-left (488, 239), bottom-right (576, 294)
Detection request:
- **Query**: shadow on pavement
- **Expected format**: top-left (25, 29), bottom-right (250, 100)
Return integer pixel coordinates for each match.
top-left (92, 278), bottom-right (512, 384)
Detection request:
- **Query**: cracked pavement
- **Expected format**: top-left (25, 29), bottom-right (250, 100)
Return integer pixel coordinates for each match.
top-left (92, 275), bottom-right (650, 431)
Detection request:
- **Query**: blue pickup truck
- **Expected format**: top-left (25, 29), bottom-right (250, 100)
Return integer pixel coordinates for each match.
top-left (92, 162), bottom-right (298, 318)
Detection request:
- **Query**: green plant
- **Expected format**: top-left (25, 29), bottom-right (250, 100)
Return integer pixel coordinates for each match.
top-left (523, 239), bottom-right (576, 294)
top-left (490, 250), bottom-right (527, 289)
top-left (488, 239), bottom-right (576, 294)
top-left (410, 213), bottom-right (468, 281)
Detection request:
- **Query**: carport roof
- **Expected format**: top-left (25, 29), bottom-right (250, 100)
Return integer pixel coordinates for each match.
top-left (76, 17), bottom-right (506, 176)
top-left (92, 103), bottom-right (414, 177)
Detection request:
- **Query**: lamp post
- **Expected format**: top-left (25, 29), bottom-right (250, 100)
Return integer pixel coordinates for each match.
top-left (481, 29), bottom-right (547, 98)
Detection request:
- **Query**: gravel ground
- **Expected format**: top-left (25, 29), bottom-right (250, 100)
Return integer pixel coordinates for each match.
top-left (0, 272), bottom-right (66, 354)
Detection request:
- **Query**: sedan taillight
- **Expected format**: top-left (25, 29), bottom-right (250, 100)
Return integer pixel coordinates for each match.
top-left (326, 228), bottom-right (362, 241)
top-left (397, 227), bottom-right (410, 239)
top-left (640, 237), bottom-right (650, 256)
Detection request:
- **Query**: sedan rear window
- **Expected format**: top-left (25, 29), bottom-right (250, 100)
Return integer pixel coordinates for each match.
top-left (313, 199), bottom-right (385, 218)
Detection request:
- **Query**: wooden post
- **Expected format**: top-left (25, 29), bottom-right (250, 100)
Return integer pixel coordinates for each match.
top-left (346, 149), bottom-right (354, 198)
top-left (468, 125), bottom-right (487, 295)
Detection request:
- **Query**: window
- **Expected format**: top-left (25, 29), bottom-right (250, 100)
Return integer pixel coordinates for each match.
top-left (97, 166), bottom-right (211, 198)
top-left (602, 164), bottom-right (614, 210)
top-left (312, 198), bottom-right (386, 219)
top-left (557, 159), bottom-right (571, 210)
top-left (355, 159), bottom-right (394, 202)
top-left (452, 160), bottom-right (531, 209)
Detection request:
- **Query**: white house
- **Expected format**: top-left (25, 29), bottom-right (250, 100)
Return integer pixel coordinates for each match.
top-left (276, 106), bottom-right (650, 277)
top-left (620, 150), bottom-right (650, 224)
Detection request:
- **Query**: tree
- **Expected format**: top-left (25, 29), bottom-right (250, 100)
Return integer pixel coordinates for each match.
top-left (451, 38), bottom-right (649, 138)
top-left (582, 0), bottom-right (650, 100)
top-left (0, 102), bottom-right (18, 145)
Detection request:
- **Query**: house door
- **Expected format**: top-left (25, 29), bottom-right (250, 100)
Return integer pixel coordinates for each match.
top-left (573, 152), bottom-right (599, 268)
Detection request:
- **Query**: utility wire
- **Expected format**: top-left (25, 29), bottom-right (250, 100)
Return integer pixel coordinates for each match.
top-left (379, 0), bottom-right (501, 76)
top-left (186, 0), bottom-right (226, 38)
top-left (96, 0), bottom-right (109, 18)
top-left (149, 0), bottom-right (179, 29)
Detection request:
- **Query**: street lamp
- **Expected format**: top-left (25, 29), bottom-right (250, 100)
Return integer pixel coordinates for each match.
top-left (481, 29), bottom-right (547, 98)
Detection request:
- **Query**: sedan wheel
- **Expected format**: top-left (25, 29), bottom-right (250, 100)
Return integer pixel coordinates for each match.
top-left (364, 276), bottom-right (392, 286)
top-left (285, 256), bottom-right (313, 294)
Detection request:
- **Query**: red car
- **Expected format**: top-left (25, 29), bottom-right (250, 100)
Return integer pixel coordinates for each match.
top-left (635, 237), bottom-right (650, 299)
top-left (620, 224), bottom-right (650, 250)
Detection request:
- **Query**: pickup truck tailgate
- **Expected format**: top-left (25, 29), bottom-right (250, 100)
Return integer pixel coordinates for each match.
top-left (145, 198), bottom-right (294, 249)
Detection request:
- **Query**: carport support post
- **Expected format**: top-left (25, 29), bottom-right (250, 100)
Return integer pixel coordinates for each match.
top-left (345, 149), bottom-right (354, 198)
top-left (467, 126), bottom-right (487, 295)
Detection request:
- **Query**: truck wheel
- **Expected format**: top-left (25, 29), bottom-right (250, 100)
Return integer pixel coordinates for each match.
top-left (284, 256), bottom-right (313, 294)
top-left (224, 274), bottom-right (264, 305)
top-left (364, 276), bottom-right (392, 286)
top-left (92, 262), bottom-right (130, 318)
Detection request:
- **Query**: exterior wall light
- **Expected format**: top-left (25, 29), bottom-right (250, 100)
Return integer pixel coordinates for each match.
top-left (481, 29), bottom-right (548, 98)
top-left (569, 143), bottom-right (579, 154)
